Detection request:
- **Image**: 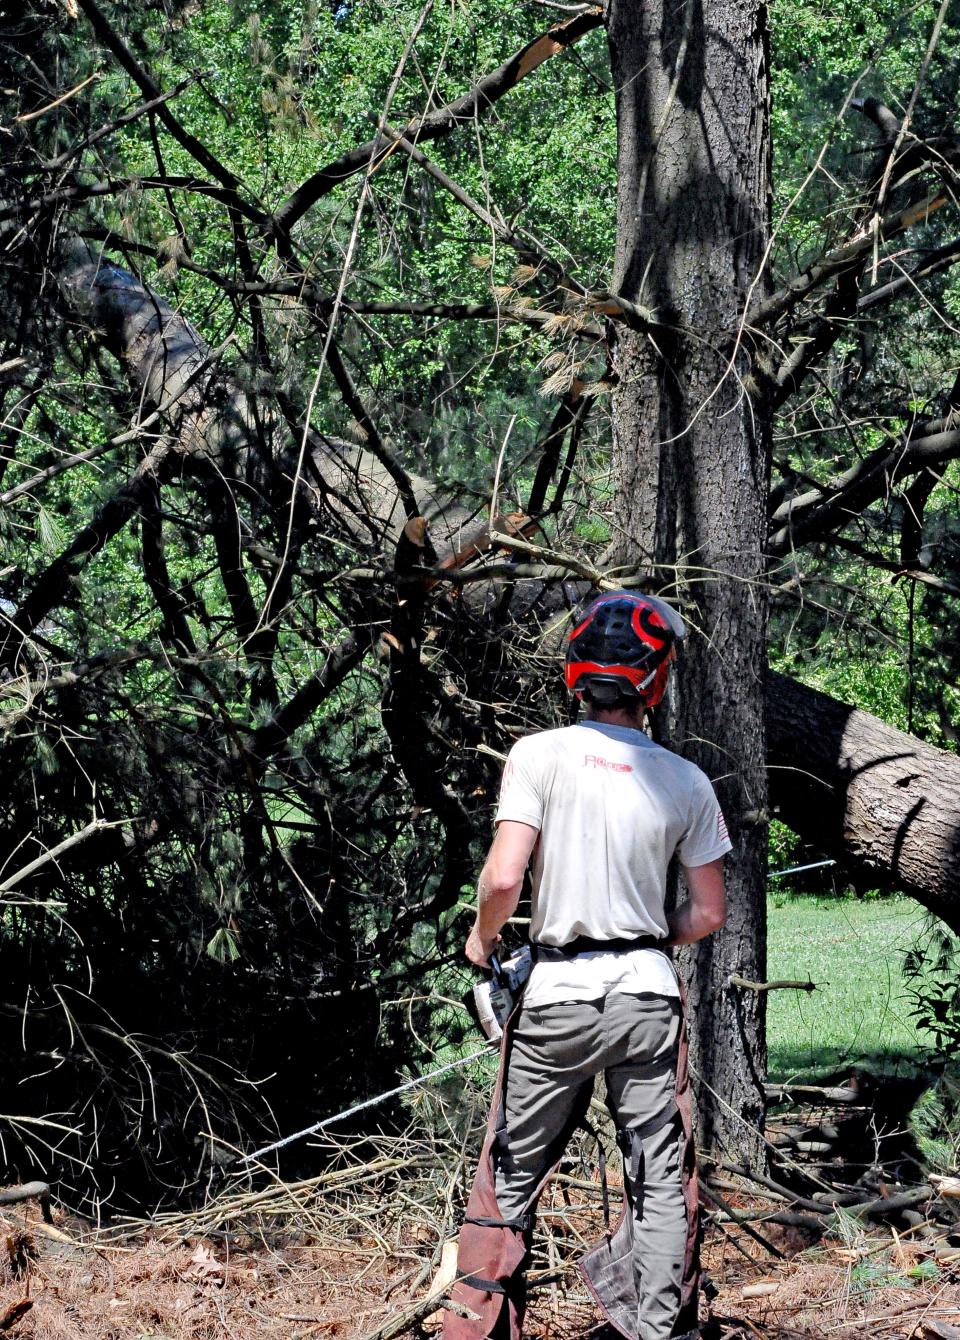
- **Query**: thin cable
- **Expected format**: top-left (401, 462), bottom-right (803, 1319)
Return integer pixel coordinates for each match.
top-left (769, 859), bottom-right (836, 880)
top-left (240, 1044), bottom-right (494, 1164)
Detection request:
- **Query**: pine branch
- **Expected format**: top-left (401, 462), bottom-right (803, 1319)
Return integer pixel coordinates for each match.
top-left (74, 0), bottom-right (268, 227)
top-left (768, 425), bottom-right (960, 554)
top-left (748, 191), bottom-right (948, 330)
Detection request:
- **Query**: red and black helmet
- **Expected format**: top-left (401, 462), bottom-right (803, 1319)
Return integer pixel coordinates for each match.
top-left (564, 591), bottom-right (685, 708)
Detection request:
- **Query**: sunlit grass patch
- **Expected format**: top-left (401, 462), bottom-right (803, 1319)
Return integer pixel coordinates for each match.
top-left (766, 893), bottom-right (931, 1081)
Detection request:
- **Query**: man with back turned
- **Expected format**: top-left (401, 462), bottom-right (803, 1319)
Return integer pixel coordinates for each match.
top-left (445, 590), bottom-right (731, 1340)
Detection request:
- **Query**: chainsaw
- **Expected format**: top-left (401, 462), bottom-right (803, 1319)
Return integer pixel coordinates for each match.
top-left (472, 945), bottom-right (533, 1042)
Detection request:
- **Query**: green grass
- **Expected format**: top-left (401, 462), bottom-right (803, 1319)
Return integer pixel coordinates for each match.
top-left (766, 893), bottom-right (932, 1081)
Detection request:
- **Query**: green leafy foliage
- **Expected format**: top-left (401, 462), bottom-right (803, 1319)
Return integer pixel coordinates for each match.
top-left (910, 1065), bottom-right (960, 1173)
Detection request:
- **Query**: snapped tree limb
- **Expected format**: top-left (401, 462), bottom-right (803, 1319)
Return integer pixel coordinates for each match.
top-left (23, 244), bottom-right (960, 936)
top-left (748, 191), bottom-right (948, 331)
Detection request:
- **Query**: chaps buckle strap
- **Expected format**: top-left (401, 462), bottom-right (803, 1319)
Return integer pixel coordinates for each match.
top-left (463, 1212), bottom-right (534, 1233)
top-left (457, 1273), bottom-right (506, 1295)
top-left (616, 1098), bottom-right (680, 1151)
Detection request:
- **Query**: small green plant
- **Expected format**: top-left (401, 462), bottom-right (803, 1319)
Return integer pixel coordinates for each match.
top-left (904, 919), bottom-right (960, 1056)
top-left (906, 1259), bottom-right (939, 1281)
top-left (904, 918), bottom-right (960, 1174)
top-left (850, 1260), bottom-right (914, 1294)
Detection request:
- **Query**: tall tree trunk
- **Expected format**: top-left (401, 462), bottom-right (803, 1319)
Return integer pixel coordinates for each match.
top-left (607, 0), bottom-right (771, 1162)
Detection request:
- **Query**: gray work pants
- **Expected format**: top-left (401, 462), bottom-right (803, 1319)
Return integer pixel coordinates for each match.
top-left (494, 992), bottom-right (686, 1340)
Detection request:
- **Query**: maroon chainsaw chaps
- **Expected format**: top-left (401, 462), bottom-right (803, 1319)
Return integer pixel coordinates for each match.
top-left (443, 996), bottom-right (700, 1340)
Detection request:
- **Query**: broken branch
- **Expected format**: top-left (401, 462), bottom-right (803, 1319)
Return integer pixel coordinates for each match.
top-left (728, 975), bottom-right (819, 993)
top-left (357, 1282), bottom-right (479, 1340)
top-left (748, 191), bottom-right (948, 329)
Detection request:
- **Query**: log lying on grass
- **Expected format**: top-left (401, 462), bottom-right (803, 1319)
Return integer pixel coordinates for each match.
top-left (767, 672), bottom-right (960, 932)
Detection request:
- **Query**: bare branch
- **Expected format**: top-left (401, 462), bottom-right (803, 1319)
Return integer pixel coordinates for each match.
top-left (749, 191), bottom-right (948, 330)
top-left (271, 8), bottom-right (603, 236)
top-left (342, 299), bottom-right (603, 336)
top-left (43, 76), bottom-right (199, 172)
top-left (15, 72), bottom-right (101, 124)
top-left (826, 532), bottom-right (960, 599)
top-left (727, 976), bottom-right (818, 993)
top-left (769, 268), bottom-right (862, 408)
top-left (379, 121), bottom-right (659, 328)
top-left (851, 96), bottom-right (902, 142)
top-left (857, 235), bottom-right (960, 313)
top-left (1, 433), bottom-right (179, 667)
top-left (0, 820), bottom-right (127, 892)
top-left (250, 630), bottom-right (377, 760)
top-left (324, 336), bottom-right (421, 521)
top-left (0, 1182), bottom-right (53, 1223)
top-left (868, 0), bottom-right (952, 217)
top-left (0, 174), bottom-right (244, 224)
top-left (526, 388), bottom-right (589, 514)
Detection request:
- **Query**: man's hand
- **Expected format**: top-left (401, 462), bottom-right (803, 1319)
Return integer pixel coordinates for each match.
top-left (465, 925), bottom-right (500, 968)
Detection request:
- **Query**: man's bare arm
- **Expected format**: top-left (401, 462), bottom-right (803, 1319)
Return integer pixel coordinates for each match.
top-left (465, 820), bottom-right (539, 967)
top-left (665, 858), bottom-right (726, 946)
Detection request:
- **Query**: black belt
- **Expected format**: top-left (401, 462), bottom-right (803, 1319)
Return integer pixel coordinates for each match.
top-left (532, 934), bottom-right (665, 960)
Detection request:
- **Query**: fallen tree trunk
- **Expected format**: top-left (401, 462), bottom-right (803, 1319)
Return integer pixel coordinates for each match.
top-left (766, 671), bottom-right (960, 932)
top-left (42, 248), bottom-right (960, 930)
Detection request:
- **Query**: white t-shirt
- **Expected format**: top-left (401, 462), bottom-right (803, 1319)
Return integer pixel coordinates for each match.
top-left (495, 721), bottom-right (732, 1006)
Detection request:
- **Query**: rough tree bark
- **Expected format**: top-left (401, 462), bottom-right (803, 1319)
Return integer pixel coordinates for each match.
top-left (767, 672), bottom-right (960, 934)
top-left (606, 0), bottom-right (771, 1162)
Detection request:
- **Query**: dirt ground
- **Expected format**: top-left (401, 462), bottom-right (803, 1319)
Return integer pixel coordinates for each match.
top-left (3, 1186), bottom-right (959, 1340)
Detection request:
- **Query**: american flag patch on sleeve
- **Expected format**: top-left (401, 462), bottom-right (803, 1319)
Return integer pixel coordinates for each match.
top-left (717, 809), bottom-right (729, 842)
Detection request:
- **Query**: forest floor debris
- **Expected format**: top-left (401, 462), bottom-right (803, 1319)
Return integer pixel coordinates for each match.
top-left (2, 1085), bottom-right (959, 1339)
top-left (2, 1187), bottom-right (959, 1339)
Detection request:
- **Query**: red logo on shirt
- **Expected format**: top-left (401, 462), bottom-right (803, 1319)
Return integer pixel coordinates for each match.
top-left (583, 755), bottom-right (633, 773)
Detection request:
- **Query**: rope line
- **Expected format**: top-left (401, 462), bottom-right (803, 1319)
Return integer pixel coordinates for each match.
top-left (769, 859), bottom-right (835, 880)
